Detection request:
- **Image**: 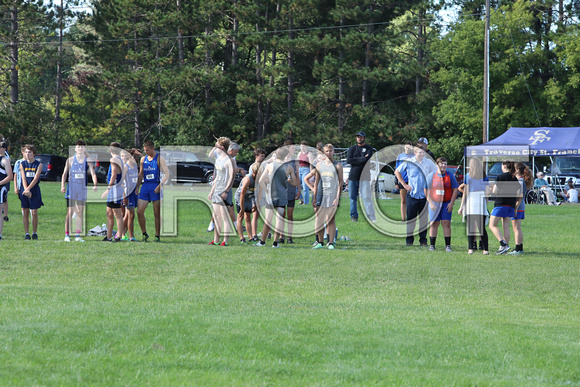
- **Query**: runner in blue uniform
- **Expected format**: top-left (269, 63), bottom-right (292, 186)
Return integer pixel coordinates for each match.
top-left (137, 141), bottom-right (169, 242)
top-left (61, 140), bottom-right (98, 242)
top-left (122, 149), bottom-right (140, 241)
top-left (101, 142), bottom-right (124, 242)
top-left (19, 144), bottom-right (43, 240)
top-left (0, 142), bottom-right (13, 240)
top-left (0, 137), bottom-right (10, 223)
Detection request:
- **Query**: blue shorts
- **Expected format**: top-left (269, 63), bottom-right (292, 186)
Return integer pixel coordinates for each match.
top-left (491, 206), bottom-right (515, 218)
top-left (20, 188), bottom-right (43, 210)
top-left (139, 182), bottom-right (162, 202)
top-left (429, 201), bottom-right (453, 222)
top-left (0, 185), bottom-right (7, 204)
top-left (125, 191), bottom-right (138, 209)
top-left (512, 210), bottom-right (525, 220)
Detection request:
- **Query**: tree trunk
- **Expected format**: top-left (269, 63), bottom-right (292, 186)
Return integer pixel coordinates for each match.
top-left (362, 3), bottom-right (374, 107)
top-left (205, 24), bottom-right (212, 106)
top-left (177, 0), bottom-right (184, 65)
top-left (287, 14), bottom-right (294, 119)
top-left (416, 8), bottom-right (425, 95)
top-left (10, 5), bottom-right (19, 110)
top-left (338, 16), bottom-right (345, 132)
top-left (255, 15), bottom-right (265, 140)
top-left (55, 0), bottom-right (64, 133)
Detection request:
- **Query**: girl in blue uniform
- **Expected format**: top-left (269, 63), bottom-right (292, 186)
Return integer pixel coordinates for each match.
top-left (19, 144), bottom-right (43, 240)
top-left (61, 140), bottom-right (98, 242)
top-left (121, 149), bottom-right (140, 241)
top-left (101, 142), bottom-right (124, 242)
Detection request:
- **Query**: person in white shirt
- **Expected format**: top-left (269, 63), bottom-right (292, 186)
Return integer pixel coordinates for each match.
top-left (565, 181), bottom-right (578, 203)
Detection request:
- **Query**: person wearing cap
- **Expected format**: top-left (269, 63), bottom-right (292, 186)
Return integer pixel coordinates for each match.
top-left (418, 137), bottom-right (435, 160)
top-left (534, 172), bottom-right (558, 205)
top-left (0, 142), bottom-right (13, 240)
top-left (346, 131), bottom-right (376, 222)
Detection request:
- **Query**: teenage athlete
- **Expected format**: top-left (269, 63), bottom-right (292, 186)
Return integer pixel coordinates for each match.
top-left (19, 144), bottom-right (43, 240)
top-left (0, 142), bottom-right (12, 240)
top-left (101, 142), bottom-right (125, 242)
top-left (136, 141), bottom-right (170, 242)
top-left (61, 140), bottom-right (98, 242)
top-left (507, 162), bottom-right (533, 255)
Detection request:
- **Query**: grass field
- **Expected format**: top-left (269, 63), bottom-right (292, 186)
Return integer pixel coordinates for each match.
top-left (1, 182), bottom-right (579, 385)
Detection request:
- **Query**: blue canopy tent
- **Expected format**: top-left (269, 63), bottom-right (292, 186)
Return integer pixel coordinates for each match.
top-left (465, 127), bottom-right (580, 158)
top-left (464, 127), bottom-right (580, 193)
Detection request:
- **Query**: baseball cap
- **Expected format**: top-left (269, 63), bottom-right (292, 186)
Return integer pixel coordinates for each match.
top-left (418, 137), bottom-right (429, 145)
top-left (356, 131), bottom-right (366, 137)
top-left (0, 142), bottom-right (7, 149)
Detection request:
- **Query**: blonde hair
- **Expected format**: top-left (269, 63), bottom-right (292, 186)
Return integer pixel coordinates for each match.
top-left (469, 157), bottom-right (483, 180)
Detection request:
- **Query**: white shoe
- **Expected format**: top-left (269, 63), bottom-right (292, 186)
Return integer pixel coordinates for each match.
top-left (64, 235), bottom-right (71, 242)
top-left (75, 236), bottom-right (85, 242)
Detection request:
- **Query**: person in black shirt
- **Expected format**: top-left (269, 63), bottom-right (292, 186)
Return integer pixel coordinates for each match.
top-left (489, 161), bottom-right (522, 255)
top-left (346, 131), bottom-right (376, 222)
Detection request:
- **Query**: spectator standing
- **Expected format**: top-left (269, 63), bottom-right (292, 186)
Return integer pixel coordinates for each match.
top-left (418, 137), bottom-right (435, 160)
top-left (346, 131), bottom-right (376, 222)
top-left (426, 157), bottom-right (459, 252)
top-left (298, 141), bottom-right (314, 205)
top-left (394, 145), bottom-right (438, 246)
top-left (457, 157), bottom-right (490, 255)
top-left (395, 141), bottom-right (414, 220)
top-left (0, 142), bottom-right (12, 240)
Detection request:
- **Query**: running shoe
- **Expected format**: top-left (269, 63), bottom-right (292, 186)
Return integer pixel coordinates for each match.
top-left (3, 216), bottom-right (8, 222)
top-left (312, 243), bottom-right (324, 249)
top-left (208, 241), bottom-right (218, 245)
top-left (130, 237), bottom-right (138, 242)
top-left (64, 235), bottom-right (71, 242)
top-left (142, 233), bottom-right (149, 242)
top-left (220, 241), bottom-right (228, 246)
top-left (287, 238), bottom-right (294, 244)
top-left (507, 250), bottom-right (524, 255)
top-left (154, 236), bottom-right (161, 243)
top-left (496, 244), bottom-right (510, 255)
top-left (75, 236), bottom-right (85, 242)
top-left (254, 241), bottom-right (266, 247)
top-left (429, 245), bottom-right (435, 251)
top-left (102, 237), bottom-right (112, 242)
top-left (272, 244), bottom-right (280, 248)
top-left (445, 245), bottom-right (452, 252)
top-left (31, 234), bottom-right (38, 240)
top-left (240, 238), bottom-right (247, 244)
top-left (121, 235), bottom-right (129, 242)
top-left (113, 237), bottom-right (122, 243)
top-left (327, 243), bottom-right (335, 250)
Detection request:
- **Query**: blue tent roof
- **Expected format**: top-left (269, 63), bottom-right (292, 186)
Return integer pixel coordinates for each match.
top-left (465, 127), bottom-right (580, 158)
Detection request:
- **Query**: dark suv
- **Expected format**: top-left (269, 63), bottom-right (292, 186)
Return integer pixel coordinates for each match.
top-left (35, 154), bottom-right (67, 181)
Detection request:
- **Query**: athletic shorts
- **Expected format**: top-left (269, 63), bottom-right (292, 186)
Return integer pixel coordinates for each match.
top-left (67, 199), bottom-right (86, 208)
top-left (20, 189), bottom-right (43, 210)
top-left (124, 191), bottom-right (138, 209)
top-left (512, 210), bottom-right (525, 220)
top-left (270, 198), bottom-right (288, 208)
top-left (107, 201), bottom-right (122, 209)
top-left (139, 182), bottom-right (162, 202)
top-left (287, 199), bottom-right (296, 208)
top-left (225, 190), bottom-right (234, 207)
top-left (429, 201), bottom-right (453, 222)
top-left (491, 206), bottom-right (515, 218)
top-left (0, 185), bottom-right (7, 204)
top-left (212, 191), bottom-right (233, 206)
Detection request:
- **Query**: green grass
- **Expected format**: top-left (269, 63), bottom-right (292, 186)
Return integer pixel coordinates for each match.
top-left (1, 183), bottom-right (579, 385)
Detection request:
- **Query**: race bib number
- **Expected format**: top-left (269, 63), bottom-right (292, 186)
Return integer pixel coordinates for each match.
top-left (435, 189), bottom-right (445, 196)
top-left (26, 172), bottom-right (35, 178)
top-left (146, 174), bottom-right (155, 180)
top-left (323, 182), bottom-right (331, 189)
top-left (74, 173), bottom-right (84, 180)
top-left (132, 177), bottom-right (138, 183)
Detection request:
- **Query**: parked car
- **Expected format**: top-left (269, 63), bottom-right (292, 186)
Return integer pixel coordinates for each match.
top-left (161, 150), bottom-right (215, 184)
top-left (446, 165), bottom-right (464, 185)
top-left (35, 154), bottom-right (67, 181)
top-left (487, 161), bottom-right (540, 182)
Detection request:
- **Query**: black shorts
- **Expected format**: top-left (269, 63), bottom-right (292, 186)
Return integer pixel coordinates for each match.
top-left (67, 199), bottom-right (86, 208)
top-left (287, 199), bottom-right (296, 208)
top-left (107, 201), bottom-right (122, 209)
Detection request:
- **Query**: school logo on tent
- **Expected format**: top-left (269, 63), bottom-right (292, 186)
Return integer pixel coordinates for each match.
top-left (529, 130), bottom-right (551, 145)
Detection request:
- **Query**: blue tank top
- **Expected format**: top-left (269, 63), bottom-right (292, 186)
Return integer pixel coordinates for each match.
top-left (125, 162), bottom-right (139, 195)
top-left (66, 155), bottom-right (89, 200)
top-left (143, 153), bottom-right (160, 183)
top-left (107, 156), bottom-right (123, 185)
top-left (0, 156), bottom-right (7, 183)
top-left (20, 159), bottom-right (41, 191)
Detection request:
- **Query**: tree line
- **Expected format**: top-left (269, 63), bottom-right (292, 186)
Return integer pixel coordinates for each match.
top-left (1, 0), bottom-right (580, 163)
